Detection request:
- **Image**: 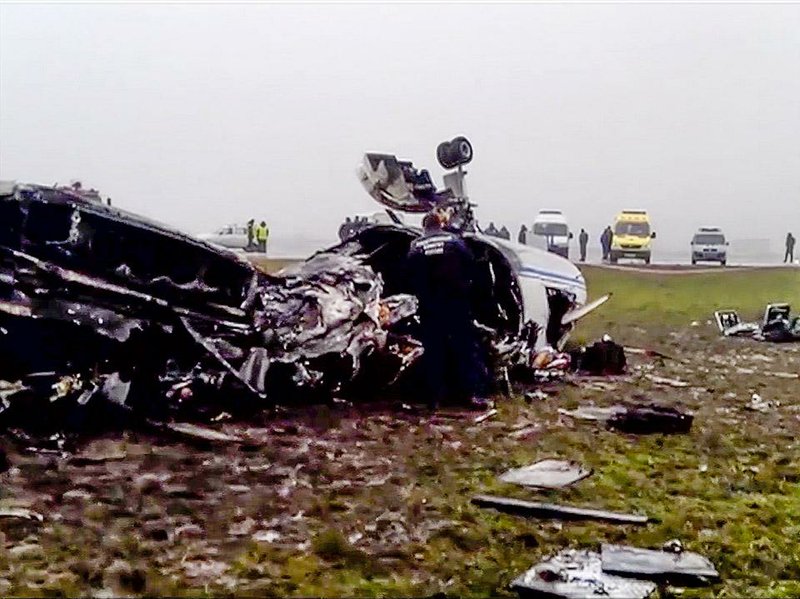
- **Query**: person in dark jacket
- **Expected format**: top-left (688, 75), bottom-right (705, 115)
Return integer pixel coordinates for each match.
top-left (785, 232), bottom-right (796, 263)
top-left (485, 222), bottom-right (499, 237)
top-left (579, 228), bottom-right (589, 262)
top-left (406, 211), bottom-right (492, 411)
top-left (600, 226), bottom-right (612, 261)
top-left (499, 225), bottom-right (511, 240)
top-left (338, 217), bottom-right (353, 241)
top-left (518, 224), bottom-right (528, 245)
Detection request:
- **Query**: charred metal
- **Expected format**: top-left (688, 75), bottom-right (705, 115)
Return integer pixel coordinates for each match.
top-left (0, 179), bottom-right (574, 437)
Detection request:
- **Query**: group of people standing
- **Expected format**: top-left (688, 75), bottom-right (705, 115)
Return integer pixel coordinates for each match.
top-left (246, 219), bottom-right (270, 253)
top-left (483, 222), bottom-right (511, 240)
top-left (338, 216), bottom-right (372, 242)
top-left (514, 223), bottom-right (611, 263)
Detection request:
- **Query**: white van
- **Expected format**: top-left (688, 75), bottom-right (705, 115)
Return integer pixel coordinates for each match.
top-left (529, 210), bottom-right (572, 259)
top-left (691, 227), bottom-right (728, 265)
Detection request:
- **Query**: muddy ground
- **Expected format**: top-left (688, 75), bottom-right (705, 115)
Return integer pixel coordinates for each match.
top-left (0, 321), bottom-right (797, 597)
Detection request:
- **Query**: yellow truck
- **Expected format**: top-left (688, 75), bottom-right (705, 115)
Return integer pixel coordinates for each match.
top-left (610, 210), bottom-right (656, 264)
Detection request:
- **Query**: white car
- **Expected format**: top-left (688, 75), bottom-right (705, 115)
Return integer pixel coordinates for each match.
top-left (691, 227), bottom-right (728, 265)
top-left (528, 210), bottom-right (573, 259)
top-left (197, 224), bottom-right (250, 250)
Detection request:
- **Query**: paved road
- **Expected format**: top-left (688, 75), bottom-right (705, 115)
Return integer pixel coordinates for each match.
top-left (583, 263), bottom-right (798, 275)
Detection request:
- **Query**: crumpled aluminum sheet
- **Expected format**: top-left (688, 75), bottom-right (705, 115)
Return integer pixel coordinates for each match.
top-left (511, 549), bottom-right (656, 599)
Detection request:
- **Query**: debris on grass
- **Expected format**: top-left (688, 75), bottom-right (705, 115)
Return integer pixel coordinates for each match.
top-left (624, 347), bottom-right (676, 361)
top-left (607, 404), bottom-right (694, 435)
top-left (714, 304), bottom-right (800, 342)
top-left (746, 393), bottom-right (777, 413)
top-left (573, 337), bottom-right (627, 375)
top-left (601, 543), bottom-right (720, 586)
top-left (0, 507), bottom-right (44, 522)
top-left (524, 390), bottom-right (549, 402)
top-left (558, 405), bottom-right (627, 422)
top-left (511, 548), bottom-right (657, 599)
top-left (471, 495), bottom-right (650, 525)
top-left (644, 374), bottom-right (690, 388)
top-left (499, 459), bottom-right (592, 489)
top-left (162, 422), bottom-right (245, 445)
top-left (509, 424), bottom-right (541, 439)
top-left (765, 371), bottom-right (799, 379)
top-left (474, 408), bottom-right (498, 424)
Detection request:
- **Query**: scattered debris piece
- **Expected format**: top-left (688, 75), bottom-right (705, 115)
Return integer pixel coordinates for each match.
top-left (766, 371), bottom-right (799, 380)
top-left (525, 390), bottom-right (549, 402)
top-left (253, 529), bottom-right (281, 543)
top-left (607, 404), bottom-right (694, 435)
top-left (601, 543), bottom-right (720, 586)
top-left (0, 507), bottom-right (44, 522)
top-left (574, 337), bottom-right (627, 375)
top-left (746, 394), bottom-right (777, 413)
top-left (162, 422), bottom-right (245, 445)
top-left (645, 374), bottom-right (690, 388)
top-left (624, 347), bottom-right (675, 361)
top-left (471, 495), bottom-right (650, 525)
top-left (511, 548), bottom-right (657, 599)
top-left (662, 539), bottom-right (683, 553)
top-left (510, 425), bottom-right (541, 439)
top-left (558, 405), bottom-right (627, 423)
top-left (714, 305), bottom-right (800, 342)
top-left (500, 459), bottom-right (592, 489)
top-left (474, 408), bottom-right (498, 424)
top-left (69, 448), bottom-right (127, 465)
top-left (748, 354), bottom-right (774, 363)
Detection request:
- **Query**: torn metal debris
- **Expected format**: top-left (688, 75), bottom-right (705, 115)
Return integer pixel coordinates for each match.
top-left (511, 549), bottom-right (657, 599)
top-left (715, 304), bottom-right (800, 342)
top-left (499, 459), bottom-right (592, 489)
top-left (600, 543), bottom-right (720, 586)
top-left (511, 543), bottom-right (719, 599)
top-left (471, 495), bottom-right (650, 524)
top-left (0, 168), bottom-right (598, 438)
top-left (0, 183), bottom-right (423, 437)
top-left (645, 374), bottom-right (690, 388)
top-left (558, 405), bottom-right (627, 423)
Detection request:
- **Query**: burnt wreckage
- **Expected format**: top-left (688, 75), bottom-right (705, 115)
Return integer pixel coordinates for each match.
top-left (0, 146), bottom-right (587, 434)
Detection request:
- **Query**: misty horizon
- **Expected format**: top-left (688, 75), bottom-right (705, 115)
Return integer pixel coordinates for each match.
top-left (1, 3), bottom-right (798, 256)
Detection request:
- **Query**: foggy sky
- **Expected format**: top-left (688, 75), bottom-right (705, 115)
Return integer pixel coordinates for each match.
top-left (1, 3), bottom-right (799, 254)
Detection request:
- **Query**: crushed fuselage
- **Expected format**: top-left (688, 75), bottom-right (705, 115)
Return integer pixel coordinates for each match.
top-left (0, 182), bottom-right (576, 437)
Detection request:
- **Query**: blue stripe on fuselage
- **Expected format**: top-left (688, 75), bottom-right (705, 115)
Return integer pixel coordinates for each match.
top-left (518, 266), bottom-right (586, 289)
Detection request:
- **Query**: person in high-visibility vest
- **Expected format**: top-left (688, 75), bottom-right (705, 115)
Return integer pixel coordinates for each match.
top-left (255, 221), bottom-right (269, 253)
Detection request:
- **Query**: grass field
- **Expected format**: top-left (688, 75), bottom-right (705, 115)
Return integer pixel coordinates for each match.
top-left (0, 267), bottom-right (798, 597)
top-left (578, 265), bottom-right (800, 340)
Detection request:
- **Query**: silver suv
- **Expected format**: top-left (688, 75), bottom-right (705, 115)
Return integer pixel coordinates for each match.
top-left (691, 227), bottom-right (728, 265)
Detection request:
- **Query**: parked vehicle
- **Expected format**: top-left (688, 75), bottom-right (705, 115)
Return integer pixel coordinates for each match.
top-left (691, 227), bottom-right (728, 265)
top-left (610, 210), bottom-right (655, 264)
top-left (197, 224), bottom-right (250, 250)
top-left (528, 210), bottom-right (572, 258)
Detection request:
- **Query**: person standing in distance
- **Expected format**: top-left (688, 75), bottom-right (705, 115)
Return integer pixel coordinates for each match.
top-left (578, 228), bottom-right (589, 262)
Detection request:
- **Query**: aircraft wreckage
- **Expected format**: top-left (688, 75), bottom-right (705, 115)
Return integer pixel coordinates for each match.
top-left (0, 140), bottom-right (606, 437)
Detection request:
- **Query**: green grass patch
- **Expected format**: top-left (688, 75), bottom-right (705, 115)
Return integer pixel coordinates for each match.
top-left (578, 266), bottom-right (799, 339)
